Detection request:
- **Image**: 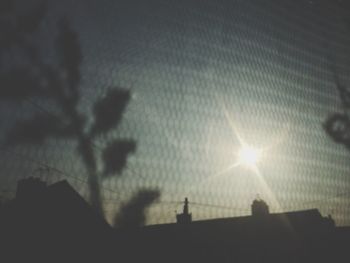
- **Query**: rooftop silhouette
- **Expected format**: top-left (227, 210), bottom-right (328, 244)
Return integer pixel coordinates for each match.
top-left (1, 177), bottom-right (348, 263)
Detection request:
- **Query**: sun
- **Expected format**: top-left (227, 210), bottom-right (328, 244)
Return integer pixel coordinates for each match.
top-left (238, 146), bottom-right (261, 167)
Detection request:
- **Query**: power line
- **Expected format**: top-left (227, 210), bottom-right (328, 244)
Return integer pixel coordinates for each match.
top-left (0, 146), bottom-right (123, 196)
top-left (22, 97), bottom-right (145, 181)
top-left (1, 144), bottom-right (349, 212)
top-left (190, 201), bottom-right (251, 212)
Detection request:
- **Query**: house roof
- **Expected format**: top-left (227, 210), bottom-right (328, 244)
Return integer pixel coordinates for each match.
top-left (136, 208), bottom-right (334, 242)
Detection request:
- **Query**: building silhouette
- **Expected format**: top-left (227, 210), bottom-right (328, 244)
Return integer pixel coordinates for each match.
top-left (0, 177), bottom-right (113, 262)
top-left (251, 197), bottom-right (269, 217)
top-left (1, 178), bottom-right (349, 263)
top-left (176, 198), bottom-right (192, 224)
top-left (115, 197), bottom-right (345, 263)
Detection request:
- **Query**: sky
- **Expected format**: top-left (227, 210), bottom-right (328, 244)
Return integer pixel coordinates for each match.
top-left (1, 0), bottom-right (350, 225)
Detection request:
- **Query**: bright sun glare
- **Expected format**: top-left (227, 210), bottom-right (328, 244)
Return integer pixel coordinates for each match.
top-left (238, 146), bottom-right (260, 167)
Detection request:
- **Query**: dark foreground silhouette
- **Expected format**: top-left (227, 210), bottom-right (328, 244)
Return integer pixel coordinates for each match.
top-left (1, 178), bottom-right (349, 263)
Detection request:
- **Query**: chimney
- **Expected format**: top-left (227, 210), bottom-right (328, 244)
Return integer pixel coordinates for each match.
top-left (176, 197), bottom-right (192, 224)
top-left (251, 197), bottom-right (269, 217)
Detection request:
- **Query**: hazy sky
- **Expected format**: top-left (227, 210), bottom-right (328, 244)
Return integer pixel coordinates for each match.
top-left (1, 0), bottom-right (350, 225)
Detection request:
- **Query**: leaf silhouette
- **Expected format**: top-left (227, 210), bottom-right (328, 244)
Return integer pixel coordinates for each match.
top-left (90, 88), bottom-right (131, 136)
top-left (16, 1), bottom-right (47, 35)
top-left (0, 1), bottom-right (45, 51)
top-left (0, 7), bottom-right (142, 217)
top-left (102, 139), bottom-right (136, 177)
top-left (0, 0), bottom-right (12, 15)
top-left (6, 114), bottom-right (75, 146)
top-left (114, 189), bottom-right (160, 228)
top-left (0, 1), bottom-right (15, 50)
top-left (323, 113), bottom-right (350, 148)
top-left (0, 68), bottom-right (43, 101)
top-left (55, 18), bottom-right (82, 101)
top-left (336, 83), bottom-right (350, 110)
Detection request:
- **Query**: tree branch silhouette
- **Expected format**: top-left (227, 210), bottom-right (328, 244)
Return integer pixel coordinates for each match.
top-left (0, 1), bottom-right (156, 219)
top-left (323, 56), bottom-right (350, 151)
top-left (114, 189), bottom-right (160, 228)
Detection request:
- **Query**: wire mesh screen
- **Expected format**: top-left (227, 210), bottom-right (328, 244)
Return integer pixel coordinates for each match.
top-left (1, 0), bottom-right (350, 226)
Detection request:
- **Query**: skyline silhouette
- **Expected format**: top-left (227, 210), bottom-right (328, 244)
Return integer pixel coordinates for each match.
top-left (1, 176), bottom-right (348, 262)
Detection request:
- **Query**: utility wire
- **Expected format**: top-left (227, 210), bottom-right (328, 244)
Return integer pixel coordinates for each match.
top-left (2, 100), bottom-right (350, 214)
top-left (2, 144), bottom-right (349, 213)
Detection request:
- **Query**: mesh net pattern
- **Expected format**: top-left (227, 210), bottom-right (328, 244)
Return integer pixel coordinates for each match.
top-left (1, 0), bottom-right (350, 225)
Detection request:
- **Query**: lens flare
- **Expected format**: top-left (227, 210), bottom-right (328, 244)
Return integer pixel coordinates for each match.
top-left (238, 146), bottom-right (260, 167)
